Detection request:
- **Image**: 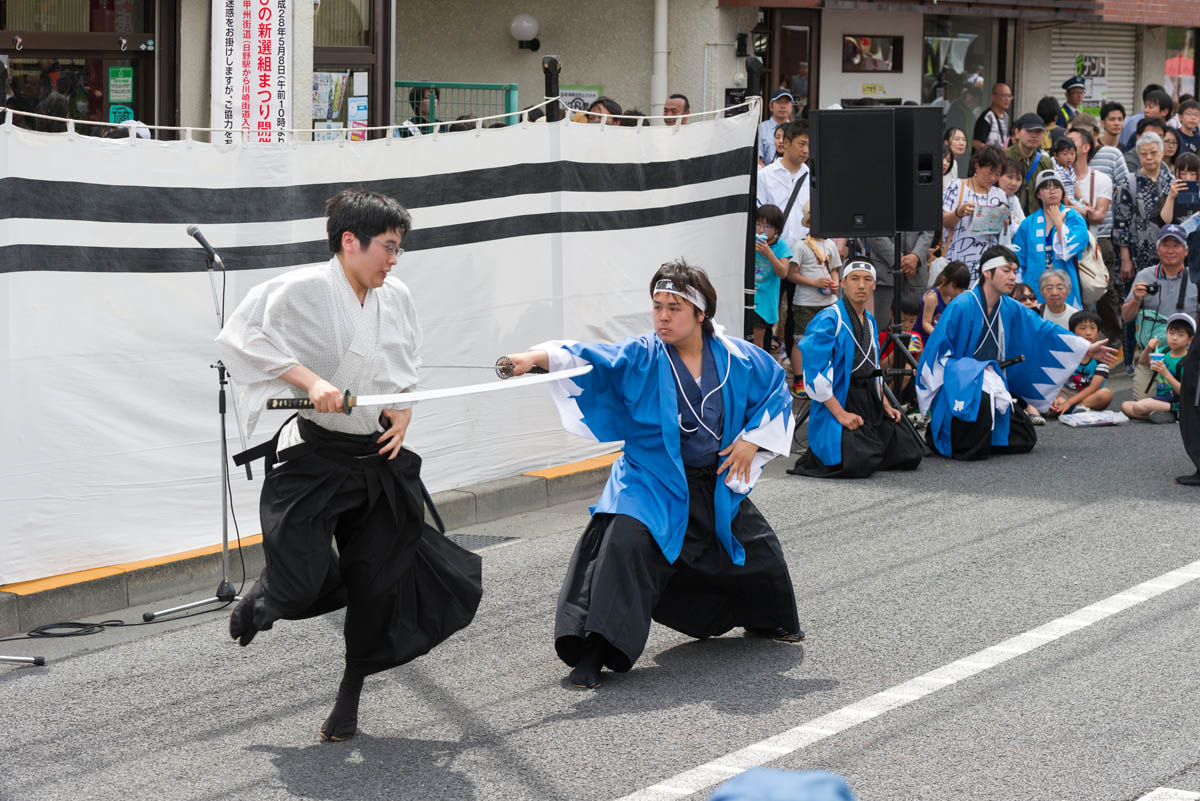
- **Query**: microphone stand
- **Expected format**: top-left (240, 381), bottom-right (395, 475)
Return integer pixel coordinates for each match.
top-left (143, 242), bottom-right (250, 621)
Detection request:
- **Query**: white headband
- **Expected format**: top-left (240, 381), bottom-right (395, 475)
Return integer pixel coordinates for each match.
top-left (652, 279), bottom-right (708, 312)
top-left (981, 255), bottom-right (1012, 273)
top-left (842, 260), bottom-right (877, 281)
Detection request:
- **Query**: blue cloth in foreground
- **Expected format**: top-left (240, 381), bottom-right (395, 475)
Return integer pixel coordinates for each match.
top-left (916, 286), bottom-right (1088, 457)
top-left (543, 332), bottom-right (794, 566)
top-left (798, 298), bottom-right (879, 468)
top-left (709, 768), bottom-right (858, 801)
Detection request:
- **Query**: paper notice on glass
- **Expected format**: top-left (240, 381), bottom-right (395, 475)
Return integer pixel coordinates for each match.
top-left (969, 205), bottom-right (1010, 236)
top-left (314, 122), bottom-right (344, 142)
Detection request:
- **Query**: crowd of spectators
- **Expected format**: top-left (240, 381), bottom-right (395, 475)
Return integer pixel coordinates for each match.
top-left (752, 77), bottom-right (1200, 428)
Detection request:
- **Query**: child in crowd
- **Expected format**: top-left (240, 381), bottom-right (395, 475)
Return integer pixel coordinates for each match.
top-left (1051, 136), bottom-right (1078, 204)
top-left (786, 202), bottom-right (841, 396)
top-left (1012, 282), bottom-right (1040, 310)
top-left (1121, 313), bottom-right (1196, 423)
top-left (1177, 99), bottom-right (1200, 154)
top-left (998, 159), bottom-right (1027, 247)
top-left (751, 204), bottom-right (792, 355)
top-left (1047, 310), bottom-right (1114, 416)
top-left (915, 260), bottom-right (971, 340)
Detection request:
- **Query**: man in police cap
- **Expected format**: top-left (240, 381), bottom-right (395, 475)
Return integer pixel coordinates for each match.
top-left (1057, 75), bottom-right (1086, 128)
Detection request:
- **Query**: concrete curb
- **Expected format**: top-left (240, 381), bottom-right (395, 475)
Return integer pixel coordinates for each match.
top-left (0, 452), bottom-right (617, 637)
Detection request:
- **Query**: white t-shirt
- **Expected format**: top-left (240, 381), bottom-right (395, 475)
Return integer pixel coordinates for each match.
top-left (1042, 303), bottom-right (1080, 329)
top-left (757, 160), bottom-right (811, 247)
top-left (942, 178), bottom-right (1008, 281)
top-left (1073, 168), bottom-right (1113, 236)
top-left (789, 237), bottom-right (842, 307)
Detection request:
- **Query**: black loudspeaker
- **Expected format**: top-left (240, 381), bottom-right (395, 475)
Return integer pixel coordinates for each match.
top-left (893, 105), bottom-right (944, 231)
top-left (809, 108), bottom-right (896, 238)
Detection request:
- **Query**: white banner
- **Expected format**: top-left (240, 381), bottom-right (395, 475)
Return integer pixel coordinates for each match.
top-left (210, 0), bottom-right (291, 144)
top-left (0, 113), bottom-right (756, 584)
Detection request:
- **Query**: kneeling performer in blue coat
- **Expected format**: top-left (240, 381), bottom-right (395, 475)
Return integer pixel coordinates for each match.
top-left (789, 261), bottom-right (923, 478)
top-left (502, 261), bottom-right (802, 689)
top-left (916, 245), bottom-right (1116, 459)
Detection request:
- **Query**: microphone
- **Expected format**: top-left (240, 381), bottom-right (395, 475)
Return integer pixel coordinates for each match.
top-left (186, 225), bottom-right (223, 266)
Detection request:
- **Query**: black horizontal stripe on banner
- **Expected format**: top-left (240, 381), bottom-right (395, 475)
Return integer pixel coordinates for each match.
top-left (0, 194), bottom-right (750, 274)
top-left (2, 147), bottom-right (755, 226)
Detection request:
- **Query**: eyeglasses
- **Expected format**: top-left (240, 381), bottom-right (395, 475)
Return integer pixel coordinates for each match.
top-left (1016, 294), bottom-right (1037, 302)
top-left (369, 237), bottom-right (405, 258)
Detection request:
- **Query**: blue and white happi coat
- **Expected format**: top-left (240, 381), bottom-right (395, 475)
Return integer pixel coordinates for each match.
top-left (1010, 205), bottom-right (1089, 308)
top-left (916, 287), bottom-right (1089, 457)
top-left (799, 298), bottom-right (881, 468)
top-left (535, 331), bottom-right (795, 566)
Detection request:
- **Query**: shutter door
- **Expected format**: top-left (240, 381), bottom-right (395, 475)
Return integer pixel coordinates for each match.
top-left (1047, 23), bottom-right (1138, 115)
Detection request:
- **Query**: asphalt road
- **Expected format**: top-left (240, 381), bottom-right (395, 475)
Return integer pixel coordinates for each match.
top-left (3, 375), bottom-right (1199, 801)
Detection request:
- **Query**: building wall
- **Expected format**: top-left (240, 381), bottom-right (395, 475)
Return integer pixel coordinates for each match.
top-left (393, 0), bottom-right (655, 119)
top-left (178, 0), bottom-right (313, 138)
top-left (666, 0), bottom-right (747, 115)
top-left (817, 10), bottom-right (924, 107)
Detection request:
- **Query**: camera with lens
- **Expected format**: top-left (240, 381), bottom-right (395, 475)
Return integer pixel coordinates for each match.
top-left (1145, 281), bottom-right (1160, 296)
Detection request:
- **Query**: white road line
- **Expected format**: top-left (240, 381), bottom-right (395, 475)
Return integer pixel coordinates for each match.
top-left (614, 557), bottom-right (1200, 801)
top-left (1136, 789), bottom-right (1200, 800)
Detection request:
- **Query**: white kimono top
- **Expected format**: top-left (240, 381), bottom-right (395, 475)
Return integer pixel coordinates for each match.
top-left (216, 256), bottom-right (422, 438)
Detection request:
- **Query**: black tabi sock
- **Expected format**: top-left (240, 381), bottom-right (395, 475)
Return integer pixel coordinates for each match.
top-left (320, 666), bottom-right (366, 741)
top-left (568, 635), bottom-right (604, 689)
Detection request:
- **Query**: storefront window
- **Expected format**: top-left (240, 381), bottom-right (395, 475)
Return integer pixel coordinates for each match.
top-left (922, 16), bottom-right (993, 108)
top-left (315, 0), bottom-right (370, 47)
top-left (1164, 27), bottom-right (1196, 105)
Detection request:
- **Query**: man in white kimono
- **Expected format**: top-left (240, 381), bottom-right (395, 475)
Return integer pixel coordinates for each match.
top-left (216, 189), bottom-right (482, 742)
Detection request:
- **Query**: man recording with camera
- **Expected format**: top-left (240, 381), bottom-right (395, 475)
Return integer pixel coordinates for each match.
top-left (1122, 225), bottom-right (1199, 400)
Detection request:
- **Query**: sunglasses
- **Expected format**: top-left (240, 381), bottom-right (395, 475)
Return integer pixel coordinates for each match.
top-left (1016, 294), bottom-right (1037, 302)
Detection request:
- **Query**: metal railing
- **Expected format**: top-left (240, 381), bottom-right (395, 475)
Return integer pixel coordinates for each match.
top-left (394, 80), bottom-right (519, 131)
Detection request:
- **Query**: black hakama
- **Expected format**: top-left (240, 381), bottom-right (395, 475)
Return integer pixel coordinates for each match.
top-left (554, 465), bottom-right (800, 674)
top-left (1180, 336), bottom-right (1200, 476)
top-left (926, 391), bottom-right (1037, 461)
top-left (790, 378), bottom-right (923, 478)
top-left (243, 418), bottom-right (482, 676)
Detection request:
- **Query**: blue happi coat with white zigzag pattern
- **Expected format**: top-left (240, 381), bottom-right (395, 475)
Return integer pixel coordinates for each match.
top-left (915, 286), bottom-right (1089, 457)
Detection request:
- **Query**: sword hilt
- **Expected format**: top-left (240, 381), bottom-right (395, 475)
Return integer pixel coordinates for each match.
top-left (266, 389), bottom-right (356, 414)
top-left (495, 356), bottom-right (548, 379)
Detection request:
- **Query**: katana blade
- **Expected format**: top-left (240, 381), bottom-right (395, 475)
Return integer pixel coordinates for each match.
top-left (265, 365), bottom-right (592, 413)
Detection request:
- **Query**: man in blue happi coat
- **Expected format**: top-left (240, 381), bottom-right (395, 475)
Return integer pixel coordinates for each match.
top-left (790, 260), bottom-right (923, 478)
top-left (502, 261), bottom-right (802, 689)
top-left (916, 245), bottom-right (1116, 460)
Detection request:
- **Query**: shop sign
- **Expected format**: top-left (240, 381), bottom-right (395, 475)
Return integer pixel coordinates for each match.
top-left (209, 0), bottom-right (292, 144)
top-left (1075, 53), bottom-right (1109, 118)
top-left (861, 83), bottom-right (885, 95)
top-left (108, 67), bottom-right (133, 103)
top-left (561, 85), bottom-right (603, 112)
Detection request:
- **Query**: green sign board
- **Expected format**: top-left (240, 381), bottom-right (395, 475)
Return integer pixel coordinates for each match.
top-left (109, 104), bottom-right (134, 123)
top-left (109, 66), bottom-right (133, 103)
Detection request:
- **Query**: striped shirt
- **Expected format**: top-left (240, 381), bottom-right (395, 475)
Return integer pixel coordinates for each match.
top-left (1087, 145), bottom-right (1129, 239)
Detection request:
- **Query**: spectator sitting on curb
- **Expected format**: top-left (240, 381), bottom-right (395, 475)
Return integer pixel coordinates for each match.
top-left (1012, 282), bottom-right (1040, 310)
top-left (1047, 310), bottom-right (1114, 417)
top-left (1038, 269), bottom-right (1081, 329)
top-left (1121, 313), bottom-right (1196, 423)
